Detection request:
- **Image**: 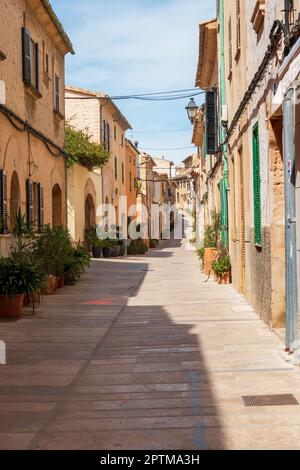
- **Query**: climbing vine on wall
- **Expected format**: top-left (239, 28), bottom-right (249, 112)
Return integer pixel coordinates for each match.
top-left (65, 124), bottom-right (110, 171)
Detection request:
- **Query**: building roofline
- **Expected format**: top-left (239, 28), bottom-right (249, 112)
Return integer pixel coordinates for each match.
top-left (65, 85), bottom-right (132, 130)
top-left (126, 138), bottom-right (140, 154)
top-left (40, 1), bottom-right (75, 54)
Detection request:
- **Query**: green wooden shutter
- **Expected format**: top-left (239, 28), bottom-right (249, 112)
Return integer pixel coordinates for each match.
top-left (252, 124), bottom-right (262, 246)
top-left (0, 169), bottom-right (8, 234)
top-left (22, 28), bottom-right (31, 85)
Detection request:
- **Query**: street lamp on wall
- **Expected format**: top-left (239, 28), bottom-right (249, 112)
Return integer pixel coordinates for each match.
top-left (185, 98), bottom-right (198, 124)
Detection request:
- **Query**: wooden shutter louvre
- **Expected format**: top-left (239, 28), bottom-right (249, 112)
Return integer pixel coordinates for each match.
top-left (236, 0), bottom-right (241, 52)
top-left (22, 28), bottom-right (31, 85)
top-left (55, 74), bottom-right (60, 112)
top-left (26, 179), bottom-right (34, 226)
top-left (252, 125), bottom-right (262, 246)
top-left (205, 91), bottom-right (217, 155)
top-left (0, 170), bottom-right (8, 234)
top-left (35, 42), bottom-right (39, 90)
top-left (103, 120), bottom-right (107, 148)
top-left (228, 17), bottom-right (233, 75)
top-left (107, 123), bottom-right (111, 152)
top-left (37, 183), bottom-right (44, 229)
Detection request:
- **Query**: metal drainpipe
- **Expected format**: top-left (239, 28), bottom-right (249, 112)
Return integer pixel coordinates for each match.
top-left (283, 87), bottom-right (297, 350)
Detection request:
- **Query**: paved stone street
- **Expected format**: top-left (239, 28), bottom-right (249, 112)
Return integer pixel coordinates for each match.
top-left (1, 240), bottom-right (300, 450)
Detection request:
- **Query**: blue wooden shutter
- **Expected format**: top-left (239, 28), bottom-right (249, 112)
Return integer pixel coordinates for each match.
top-left (22, 28), bottom-right (31, 85)
top-left (252, 124), bottom-right (262, 246)
top-left (205, 90), bottom-right (217, 154)
top-left (0, 170), bottom-right (8, 234)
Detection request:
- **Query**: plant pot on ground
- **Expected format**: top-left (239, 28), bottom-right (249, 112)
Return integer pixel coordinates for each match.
top-left (0, 255), bottom-right (46, 318)
top-left (204, 247), bottom-right (218, 275)
top-left (211, 252), bottom-right (231, 285)
top-left (42, 275), bottom-right (57, 295)
top-left (57, 276), bottom-right (65, 289)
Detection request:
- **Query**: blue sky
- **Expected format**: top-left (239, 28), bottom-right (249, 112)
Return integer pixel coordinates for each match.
top-left (52, 0), bottom-right (215, 164)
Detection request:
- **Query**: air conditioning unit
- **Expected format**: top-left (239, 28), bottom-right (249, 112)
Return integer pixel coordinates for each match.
top-left (221, 105), bottom-right (228, 123)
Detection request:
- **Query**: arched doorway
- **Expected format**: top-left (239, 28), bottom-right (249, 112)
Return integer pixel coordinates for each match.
top-left (85, 194), bottom-right (96, 230)
top-left (52, 184), bottom-right (62, 227)
top-left (10, 171), bottom-right (20, 231)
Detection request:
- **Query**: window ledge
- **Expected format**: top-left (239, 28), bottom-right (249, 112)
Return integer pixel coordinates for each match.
top-left (53, 109), bottom-right (65, 122)
top-left (25, 84), bottom-right (42, 99)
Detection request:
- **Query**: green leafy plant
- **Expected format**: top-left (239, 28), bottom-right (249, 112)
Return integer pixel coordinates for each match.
top-left (128, 239), bottom-right (148, 255)
top-left (203, 210), bottom-right (222, 249)
top-left (212, 256), bottom-right (231, 277)
top-left (150, 239), bottom-right (159, 248)
top-left (197, 246), bottom-right (205, 261)
top-left (0, 255), bottom-right (46, 302)
top-left (65, 124), bottom-right (110, 171)
top-left (34, 225), bottom-right (73, 277)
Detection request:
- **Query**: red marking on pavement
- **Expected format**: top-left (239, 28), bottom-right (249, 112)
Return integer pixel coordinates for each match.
top-left (80, 299), bottom-right (113, 306)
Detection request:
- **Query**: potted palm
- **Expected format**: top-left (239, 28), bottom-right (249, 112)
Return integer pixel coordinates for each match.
top-left (0, 256), bottom-right (46, 318)
top-left (102, 239), bottom-right (112, 258)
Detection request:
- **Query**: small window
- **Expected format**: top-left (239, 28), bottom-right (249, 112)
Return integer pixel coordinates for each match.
top-left (251, 0), bottom-right (265, 36)
top-left (130, 172), bottom-right (132, 192)
top-left (235, 0), bottom-right (241, 59)
top-left (22, 28), bottom-right (39, 91)
top-left (114, 125), bottom-right (117, 141)
top-left (228, 17), bottom-right (233, 78)
top-left (121, 134), bottom-right (124, 147)
top-left (114, 157), bottom-right (118, 180)
top-left (45, 53), bottom-right (49, 75)
top-left (54, 74), bottom-right (60, 112)
top-left (122, 162), bottom-right (125, 185)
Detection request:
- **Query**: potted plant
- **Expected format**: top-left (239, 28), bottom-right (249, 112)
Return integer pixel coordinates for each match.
top-left (34, 226), bottom-right (73, 295)
top-left (85, 226), bottom-right (102, 258)
top-left (203, 210), bottom-right (221, 275)
top-left (64, 244), bottom-right (91, 285)
top-left (118, 239), bottom-right (125, 256)
top-left (0, 256), bottom-right (46, 318)
top-left (102, 239), bottom-right (112, 258)
top-left (212, 255), bottom-right (231, 284)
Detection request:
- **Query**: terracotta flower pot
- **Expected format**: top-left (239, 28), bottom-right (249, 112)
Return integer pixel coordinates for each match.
top-left (42, 276), bottom-right (57, 295)
top-left (57, 277), bottom-right (65, 289)
top-left (23, 291), bottom-right (41, 307)
top-left (217, 271), bottom-right (231, 285)
top-left (0, 294), bottom-right (25, 318)
top-left (204, 248), bottom-right (218, 275)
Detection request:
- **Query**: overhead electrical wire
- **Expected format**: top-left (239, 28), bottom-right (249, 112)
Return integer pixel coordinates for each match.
top-left (65, 88), bottom-right (205, 102)
top-left (139, 146), bottom-right (195, 151)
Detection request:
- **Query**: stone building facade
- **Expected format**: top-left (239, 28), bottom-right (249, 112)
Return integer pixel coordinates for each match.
top-left (65, 86), bottom-right (131, 242)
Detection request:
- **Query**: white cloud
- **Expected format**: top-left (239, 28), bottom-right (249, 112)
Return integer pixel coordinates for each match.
top-left (52, 0), bottom-right (215, 163)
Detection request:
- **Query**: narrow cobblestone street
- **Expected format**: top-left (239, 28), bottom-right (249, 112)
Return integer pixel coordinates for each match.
top-left (1, 241), bottom-right (300, 450)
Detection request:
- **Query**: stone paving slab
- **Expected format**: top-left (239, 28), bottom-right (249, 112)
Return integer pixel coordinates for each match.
top-left (1, 240), bottom-right (300, 449)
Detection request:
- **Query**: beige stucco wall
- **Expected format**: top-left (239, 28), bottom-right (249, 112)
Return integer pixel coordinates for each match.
top-left (0, 0), bottom-right (69, 256)
top-left (67, 164), bottom-right (102, 243)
